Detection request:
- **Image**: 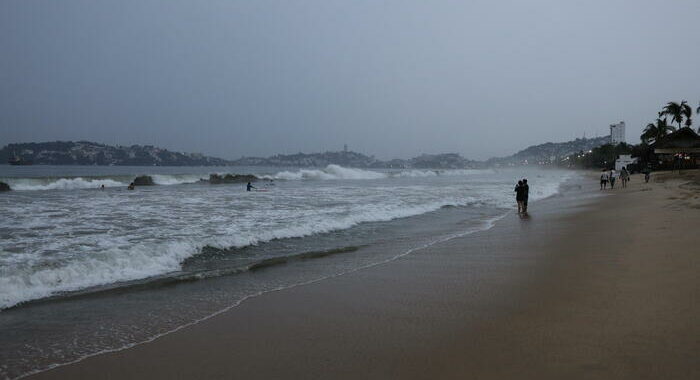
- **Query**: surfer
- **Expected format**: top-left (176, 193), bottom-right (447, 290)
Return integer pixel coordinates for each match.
top-left (127, 182), bottom-right (135, 190)
top-left (246, 182), bottom-right (256, 191)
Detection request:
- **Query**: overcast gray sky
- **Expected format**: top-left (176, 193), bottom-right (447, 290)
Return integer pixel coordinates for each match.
top-left (1, 0), bottom-right (699, 160)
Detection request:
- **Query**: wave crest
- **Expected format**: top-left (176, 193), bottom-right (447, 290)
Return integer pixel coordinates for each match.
top-left (269, 165), bottom-right (386, 181)
top-left (1, 174), bottom-right (206, 191)
top-left (266, 165), bottom-right (490, 181)
top-left (0, 199), bottom-right (462, 310)
top-left (4, 178), bottom-right (127, 191)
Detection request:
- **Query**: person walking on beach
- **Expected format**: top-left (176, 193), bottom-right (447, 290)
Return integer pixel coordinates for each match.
top-left (514, 180), bottom-right (525, 213)
top-left (600, 170), bottom-right (609, 190)
top-left (522, 179), bottom-right (529, 213)
top-left (620, 167), bottom-right (630, 188)
top-left (609, 169), bottom-right (617, 189)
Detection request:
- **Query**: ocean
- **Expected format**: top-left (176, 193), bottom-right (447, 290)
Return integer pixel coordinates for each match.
top-left (0, 164), bottom-right (573, 379)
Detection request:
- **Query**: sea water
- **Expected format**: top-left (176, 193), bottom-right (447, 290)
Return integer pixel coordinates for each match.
top-left (0, 164), bottom-right (572, 379)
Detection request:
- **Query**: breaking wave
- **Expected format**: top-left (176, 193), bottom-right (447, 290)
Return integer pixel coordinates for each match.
top-left (4, 177), bottom-right (128, 191)
top-left (0, 165), bottom-right (573, 310)
top-left (1, 166), bottom-right (493, 191)
top-left (0, 199), bottom-right (465, 310)
top-left (1, 174), bottom-right (204, 191)
top-left (266, 165), bottom-right (490, 181)
top-left (393, 168), bottom-right (492, 177)
top-left (150, 174), bottom-right (205, 185)
top-left (268, 165), bottom-right (386, 181)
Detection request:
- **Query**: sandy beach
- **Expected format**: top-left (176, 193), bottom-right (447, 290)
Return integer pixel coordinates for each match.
top-left (29, 171), bottom-right (700, 380)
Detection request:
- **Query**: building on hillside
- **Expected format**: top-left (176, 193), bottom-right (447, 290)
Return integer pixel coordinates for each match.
top-left (609, 121), bottom-right (626, 144)
top-left (614, 154), bottom-right (637, 171)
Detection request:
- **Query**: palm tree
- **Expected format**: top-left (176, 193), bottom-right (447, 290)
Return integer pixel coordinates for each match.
top-left (641, 118), bottom-right (675, 144)
top-left (661, 101), bottom-right (692, 130)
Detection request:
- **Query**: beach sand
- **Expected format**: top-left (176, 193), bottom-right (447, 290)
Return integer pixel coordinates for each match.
top-left (29, 171), bottom-right (700, 380)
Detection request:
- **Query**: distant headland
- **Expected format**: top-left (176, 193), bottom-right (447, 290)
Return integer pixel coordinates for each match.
top-left (1, 136), bottom-right (615, 169)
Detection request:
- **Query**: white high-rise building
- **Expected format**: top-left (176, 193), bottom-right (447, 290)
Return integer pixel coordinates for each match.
top-left (610, 121), bottom-right (626, 144)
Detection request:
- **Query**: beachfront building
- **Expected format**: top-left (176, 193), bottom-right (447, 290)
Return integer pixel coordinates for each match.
top-left (609, 121), bottom-right (626, 144)
top-left (652, 128), bottom-right (700, 170)
top-left (615, 154), bottom-right (637, 171)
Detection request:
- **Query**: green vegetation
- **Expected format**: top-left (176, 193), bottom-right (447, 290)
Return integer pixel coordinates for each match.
top-left (641, 118), bottom-right (675, 144)
top-left (661, 101), bottom-right (692, 130)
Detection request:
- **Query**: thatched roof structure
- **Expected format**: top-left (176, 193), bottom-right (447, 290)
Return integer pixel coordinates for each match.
top-left (653, 128), bottom-right (700, 154)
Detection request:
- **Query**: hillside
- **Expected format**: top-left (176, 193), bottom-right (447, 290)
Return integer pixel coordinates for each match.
top-left (2, 137), bottom-right (610, 168)
top-left (232, 151), bottom-right (481, 169)
top-left (488, 135), bottom-right (611, 166)
top-left (0, 141), bottom-right (230, 166)
top-left (232, 151), bottom-right (384, 168)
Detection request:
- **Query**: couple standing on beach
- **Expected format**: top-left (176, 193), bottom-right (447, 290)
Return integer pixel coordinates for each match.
top-left (514, 179), bottom-right (529, 214)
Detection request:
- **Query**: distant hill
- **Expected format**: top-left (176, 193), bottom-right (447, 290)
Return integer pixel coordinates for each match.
top-left (407, 153), bottom-right (482, 169)
top-left (1, 141), bottom-right (483, 169)
top-left (488, 135), bottom-right (612, 166)
top-left (2, 137), bottom-right (611, 168)
top-left (232, 151), bottom-right (385, 168)
top-left (232, 151), bottom-right (481, 169)
top-left (0, 141), bottom-right (230, 166)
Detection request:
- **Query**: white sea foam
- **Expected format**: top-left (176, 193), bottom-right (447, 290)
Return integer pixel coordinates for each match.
top-left (0, 241), bottom-right (193, 310)
top-left (392, 168), bottom-right (490, 177)
top-left (268, 164), bottom-right (386, 181)
top-left (0, 198), bottom-right (466, 310)
top-left (150, 174), bottom-right (205, 185)
top-left (2, 174), bottom-right (206, 191)
top-left (0, 167), bottom-right (574, 310)
top-left (2, 166), bottom-right (492, 191)
top-left (267, 165), bottom-right (490, 181)
top-left (5, 177), bottom-right (127, 191)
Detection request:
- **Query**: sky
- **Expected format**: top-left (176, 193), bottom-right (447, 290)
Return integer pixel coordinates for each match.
top-left (1, 0), bottom-right (699, 160)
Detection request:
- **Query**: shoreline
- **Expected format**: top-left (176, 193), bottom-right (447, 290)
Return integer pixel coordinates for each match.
top-left (27, 171), bottom-right (700, 379)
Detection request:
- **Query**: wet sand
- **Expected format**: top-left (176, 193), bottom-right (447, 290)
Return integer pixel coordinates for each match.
top-left (29, 171), bottom-right (700, 380)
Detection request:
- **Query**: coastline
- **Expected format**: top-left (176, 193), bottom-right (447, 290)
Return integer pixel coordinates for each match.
top-left (28, 171), bottom-right (700, 379)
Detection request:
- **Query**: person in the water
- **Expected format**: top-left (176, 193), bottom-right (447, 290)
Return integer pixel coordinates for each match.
top-left (127, 182), bottom-right (135, 190)
top-left (246, 182), bottom-right (256, 191)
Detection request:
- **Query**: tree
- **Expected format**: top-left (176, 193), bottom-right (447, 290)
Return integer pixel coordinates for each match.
top-left (641, 118), bottom-right (675, 144)
top-left (661, 101), bottom-right (692, 130)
